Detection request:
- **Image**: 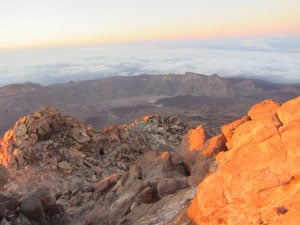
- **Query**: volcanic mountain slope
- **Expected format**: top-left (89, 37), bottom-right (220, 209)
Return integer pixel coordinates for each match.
top-left (0, 94), bottom-right (300, 224)
top-left (0, 72), bottom-right (299, 135)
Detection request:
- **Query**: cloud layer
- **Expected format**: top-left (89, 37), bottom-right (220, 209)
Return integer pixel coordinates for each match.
top-left (0, 37), bottom-right (300, 86)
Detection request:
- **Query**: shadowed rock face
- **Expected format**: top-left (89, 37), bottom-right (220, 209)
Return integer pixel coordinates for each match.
top-left (187, 96), bottom-right (300, 225)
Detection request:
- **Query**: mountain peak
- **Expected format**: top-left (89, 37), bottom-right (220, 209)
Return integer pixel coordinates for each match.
top-left (0, 82), bottom-right (43, 96)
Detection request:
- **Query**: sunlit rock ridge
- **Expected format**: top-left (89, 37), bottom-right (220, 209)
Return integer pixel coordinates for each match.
top-left (188, 96), bottom-right (300, 224)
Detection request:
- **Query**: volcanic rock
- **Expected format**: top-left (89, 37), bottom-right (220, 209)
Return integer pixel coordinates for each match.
top-left (181, 125), bottom-right (207, 153)
top-left (0, 165), bottom-right (9, 187)
top-left (20, 187), bottom-right (55, 221)
top-left (187, 96), bottom-right (300, 224)
top-left (57, 161), bottom-right (73, 174)
top-left (136, 186), bottom-right (156, 204)
top-left (94, 174), bottom-right (121, 193)
top-left (157, 177), bottom-right (189, 197)
top-left (0, 106), bottom-right (193, 224)
top-left (0, 193), bottom-right (19, 219)
top-left (3, 96), bottom-right (299, 224)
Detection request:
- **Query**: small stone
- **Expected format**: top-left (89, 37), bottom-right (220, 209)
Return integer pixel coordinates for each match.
top-left (157, 177), bottom-right (189, 197)
top-left (70, 128), bottom-right (90, 144)
top-left (20, 196), bottom-right (44, 220)
top-left (11, 213), bottom-right (31, 225)
top-left (94, 174), bottom-right (121, 193)
top-left (13, 124), bottom-right (27, 137)
top-left (136, 186), bottom-right (156, 204)
top-left (58, 161), bottom-right (73, 174)
top-left (12, 149), bottom-right (24, 166)
top-left (30, 133), bottom-right (38, 145)
top-left (209, 161), bottom-right (219, 173)
top-left (0, 165), bottom-right (10, 186)
top-left (0, 218), bottom-right (11, 225)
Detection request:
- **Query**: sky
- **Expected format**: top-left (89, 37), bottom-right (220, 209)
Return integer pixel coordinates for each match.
top-left (1, 0), bottom-right (300, 49)
top-left (0, 0), bottom-right (300, 85)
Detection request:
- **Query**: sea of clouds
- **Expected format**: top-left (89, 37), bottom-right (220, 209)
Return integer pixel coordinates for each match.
top-left (0, 36), bottom-right (299, 86)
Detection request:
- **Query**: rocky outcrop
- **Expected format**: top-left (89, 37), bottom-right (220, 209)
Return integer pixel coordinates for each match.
top-left (187, 97), bottom-right (300, 224)
top-left (0, 107), bottom-right (192, 224)
top-left (180, 125), bottom-right (226, 187)
top-left (0, 107), bottom-right (188, 171)
top-left (80, 150), bottom-right (195, 225)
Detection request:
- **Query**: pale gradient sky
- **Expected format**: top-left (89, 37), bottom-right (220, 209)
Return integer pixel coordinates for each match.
top-left (1, 0), bottom-right (300, 49)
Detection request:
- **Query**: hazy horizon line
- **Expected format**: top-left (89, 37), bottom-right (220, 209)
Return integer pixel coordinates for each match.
top-left (1, 33), bottom-right (300, 51)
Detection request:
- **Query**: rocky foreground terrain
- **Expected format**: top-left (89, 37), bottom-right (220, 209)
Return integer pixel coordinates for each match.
top-left (0, 96), bottom-right (300, 224)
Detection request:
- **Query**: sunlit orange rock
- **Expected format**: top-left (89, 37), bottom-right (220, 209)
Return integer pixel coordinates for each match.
top-left (0, 126), bottom-right (18, 166)
top-left (248, 99), bottom-right (280, 120)
top-left (142, 115), bottom-right (151, 122)
top-left (201, 134), bottom-right (226, 156)
top-left (188, 96), bottom-right (300, 225)
top-left (160, 151), bottom-right (169, 159)
top-left (130, 119), bottom-right (139, 127)
top-left (186, 125), bottom-right (206, 152)
top-left (94, 173), bottom-right (121, 193)
top-left (221, 115), bottom-right (249, 149)
top-left (277, 96), bottom-right (300, 125)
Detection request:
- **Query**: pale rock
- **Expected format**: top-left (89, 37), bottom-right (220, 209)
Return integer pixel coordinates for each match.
top-left (13, 124), bottom-right (27, 138)
top-left (12, 148), bottom-right (24, 166)
top-left (58, 161), bottom-right (73, 174)
top-left (0, 218), bottom-right (11, 225)
top-left (70, 128), bottom-right (90, 144)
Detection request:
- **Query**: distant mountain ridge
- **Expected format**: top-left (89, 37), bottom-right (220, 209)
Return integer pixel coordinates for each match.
top-left (0, 72), bottom-right (299, 135)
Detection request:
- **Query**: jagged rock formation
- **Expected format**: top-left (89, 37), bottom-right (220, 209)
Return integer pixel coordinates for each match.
top-left (0, 107), bottom-right (188, 172)
top-left (0, 107), bottom-right (195, 224)
top-left (187, 96), bottom-right (300, 224)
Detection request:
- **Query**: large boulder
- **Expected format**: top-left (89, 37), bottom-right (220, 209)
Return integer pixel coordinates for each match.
top-left (188, 96), bottom-right (300, 224)
top-left (180, 125), bottom-right (226, 187)
top-left (20, 187), bottom-right (55, 220)
top-left (181, 125), bottom-right (207, 153)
